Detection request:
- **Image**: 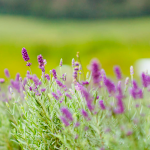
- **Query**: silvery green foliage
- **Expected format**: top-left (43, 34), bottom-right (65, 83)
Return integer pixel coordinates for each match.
top-left (2, 55), bottom-right (150, 150)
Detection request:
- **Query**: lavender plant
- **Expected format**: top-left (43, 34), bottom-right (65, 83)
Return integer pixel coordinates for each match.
top-left (1, 49), bottom-right (150, 150)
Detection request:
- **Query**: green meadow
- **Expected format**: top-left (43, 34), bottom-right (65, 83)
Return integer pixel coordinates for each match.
top-left (0, 15), bottom-right (150, 78)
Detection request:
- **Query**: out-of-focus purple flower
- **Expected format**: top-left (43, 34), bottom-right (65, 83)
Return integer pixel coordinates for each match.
top-left (130, 80), bottom-right (143, 99)
top-left (99, 100), bottom-right (106, 110)
top-left (15, 73), bottom-right (20, 82)
top-left (37, 54), bottom-right (45, 72)
top-left (117, 81), bottom-right (123, 97)
top-left (104, 78), bottom-right (116, 95)
top-left (114, 95), bottom-right (124, 114)
top-left (11, 80), bottom-right (20, 93)
top-left (57, 89), bottom-right (63, 96)
top-left (74, 67), bottom-right (79, 71)
top-left (80, 85), bottom-right (94, 111)
top-left (22, 48), bottom-right (30, 61)
top-left (19, 77), bottom-right (22, 82)
top-left (4, 69), bottom-right (10, 78)
top-left (29, 86), bottom-right (32, 91)
top-left (75, 135), bottom-right (78, 139)
top-left (132, 80), bottom-right (138, 89)
top-left (126, 130), bottom-right (133, 136)
top-left (125, 77), bottom-right (129, 85)
top-left (130, 66), bottom-right (134, 75)
top-left (75, 62), bottom-right (79, 66)
top-left (60, 116), bottom-right (70, 126)
top-left (141, 72), bottom-right (148, 87)
top-left (72, 58), bottom-right (75, 67)
top-left (27, 71), bottom-right (30, 75)
top-left (0, 78), bottom-right (5, 83)
top-left (130, 88), bottom-right (143, 99)
top-left (60, 58), bottom-right (63, 67)
top-left (82, 81), bottom-right (89, 85)
top-left (89, 59), bottom-right (101, 84)
top-left (61, 73), bottom-right (66, 81)
top-left (32, 75), bottom-right (40, 86)
top-left (44, 74), bottom-right (50, 81)
top-left (56, 79), bottom-right (63, 87)
top-left (65, 92), bottom-right (72, 99)
top-left (60, 107), bottom-right (73, 121)
top-left (84, 126), bottom-right (89, 131)
top-left (114, 66), bottom-right (122, 80)
top-left (41, 88), bottom-right (46, 92)
top-left (52, 69), bottom-right (57, 79)
top-left (26, 62), bottom-right (32, 67)
top-left (52, 92), bottom-right (59, 100)
top-left (75, 122), bottom-right (80, 127)
top-left (81, 109), bottom-right (89, 119)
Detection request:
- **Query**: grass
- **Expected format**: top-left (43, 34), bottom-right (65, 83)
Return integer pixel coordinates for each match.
top-left (0, 15), bottom-right (150, 78)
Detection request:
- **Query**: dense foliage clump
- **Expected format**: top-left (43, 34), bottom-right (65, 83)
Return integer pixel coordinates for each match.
top-left (0, 48), bottom-right (150, 150)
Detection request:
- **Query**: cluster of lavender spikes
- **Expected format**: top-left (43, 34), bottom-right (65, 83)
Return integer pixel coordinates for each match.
top-left (1, 48), bottom-right (150, 150)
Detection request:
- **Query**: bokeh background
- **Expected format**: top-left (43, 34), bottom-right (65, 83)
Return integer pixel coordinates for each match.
top-left (0, 0), bottom-right (150, 78)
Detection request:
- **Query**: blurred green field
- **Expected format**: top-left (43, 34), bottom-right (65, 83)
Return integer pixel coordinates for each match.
top-left (0, 15), bottom-right (150, 78)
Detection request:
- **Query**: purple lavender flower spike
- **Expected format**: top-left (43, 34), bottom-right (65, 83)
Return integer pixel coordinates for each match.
top-left (51, 92), bottom-right (59, 100)
top-left (115, 95), bottom-right (124, 114)
top-left (0, 78), bottom-right (5, 83)
top-left (125, 77), bottom-right (129, 85)
top-left (65, 93), bottom-right (72, 99)
top-left (130, 66), bottom-right (134, 75)
top-left (62, 74), bottom-right (66, 81)
top-left (60, 116), bottom-right (70, 126)
top-left (26, 62), bottom-right (32, 67)
top-left (56, 79), bottom-right (63, 87)
top-left (132, 80), bottom-right (138, 89)
top-left (75, 122), bottom-right (80, 127)
top-left (4, 69), bottom-right (10, 78)
top-left (130, 88), bottom-right (143, 99)
top-left (29, 86), bottom-right (32, 91)
top-left (72, 58), bottom-right (75, 67)
top-left (44, 74), bottom-right (50, 81)
top-left (89, 59), bottom-right (101, 84)
top-left (141, 72), bottom-right (148, 88)
top-left (52, 69), bottom-right (57, 79)
top-left (15, 73), bottom-right (20, 82)
top-left (104, 78), bottom-right (116, 94)
top-left (60, 107), bottom-right (73, 121)
top-left (81, 109), bottom-right (89, 119)
top-left (37, 54), bottom-right (45, 72)
top-left (114, 66), bottom-right (122, 80)
top-left (82, 81), bottom-right (89, 85)
top-left (57, 89), bottom-right (63, 96)
top-left (99, 100), bottom-right (106, 110)
top-left (22, 47), bottom-right (30, 61)
top-left (41, 88), bottom-right (46, 92)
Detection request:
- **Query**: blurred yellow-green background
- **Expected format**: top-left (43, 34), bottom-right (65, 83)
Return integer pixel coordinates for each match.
top-left (0, 0), bottom-right (150, 78)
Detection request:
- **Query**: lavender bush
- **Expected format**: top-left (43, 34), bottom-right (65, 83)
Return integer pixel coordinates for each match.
top-left (1, 48), bottom-right (150, 150)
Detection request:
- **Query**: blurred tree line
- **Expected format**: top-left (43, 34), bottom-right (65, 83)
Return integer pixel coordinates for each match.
top-left (0, 0), bottom-right (150, 18)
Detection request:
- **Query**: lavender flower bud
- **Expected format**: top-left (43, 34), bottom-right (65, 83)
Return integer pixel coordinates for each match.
top-left (125, 77), bottom-right (129, 85)
top-left (72, 58), bottom-right (75, 67)
top-left (99, 100), bottom-right (106, 110)
top-left (22, 47), bottom-right (30, 61)
top-left (89, 59), bottom-right (101, 84)
top-left (44, 74), bottom-right (50, 81)
top-left (65, 92), bottom-right (72, 99)
top-left (130, 66), bottom-right (134, 75)
top-left (60, 58), bottom-right (63, 67)
top-left (114, 66), bottom-right (122, 80)
top-left (60, 107), bottom-right (73, 121)
top-left (60, 116), bottom-right (70, 126)
top-left (26, 62), bottom-right (32, 67)
top-left (81, 109), bottom-right (89, 119)
top-left (104, 78), bottom-right (116, 94)
top-left (4, 69), bottom-right (10, 78)
top-left (52, 69), bottom-right (57, 79)
top-left (51, 92), bottom-right (59, 100)
top-left (41, 88), bottom-right (46, 92)
top-left (37, 54), bottom-right (45, 72)
top-left (141, 72), bottom-right (148, 88)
